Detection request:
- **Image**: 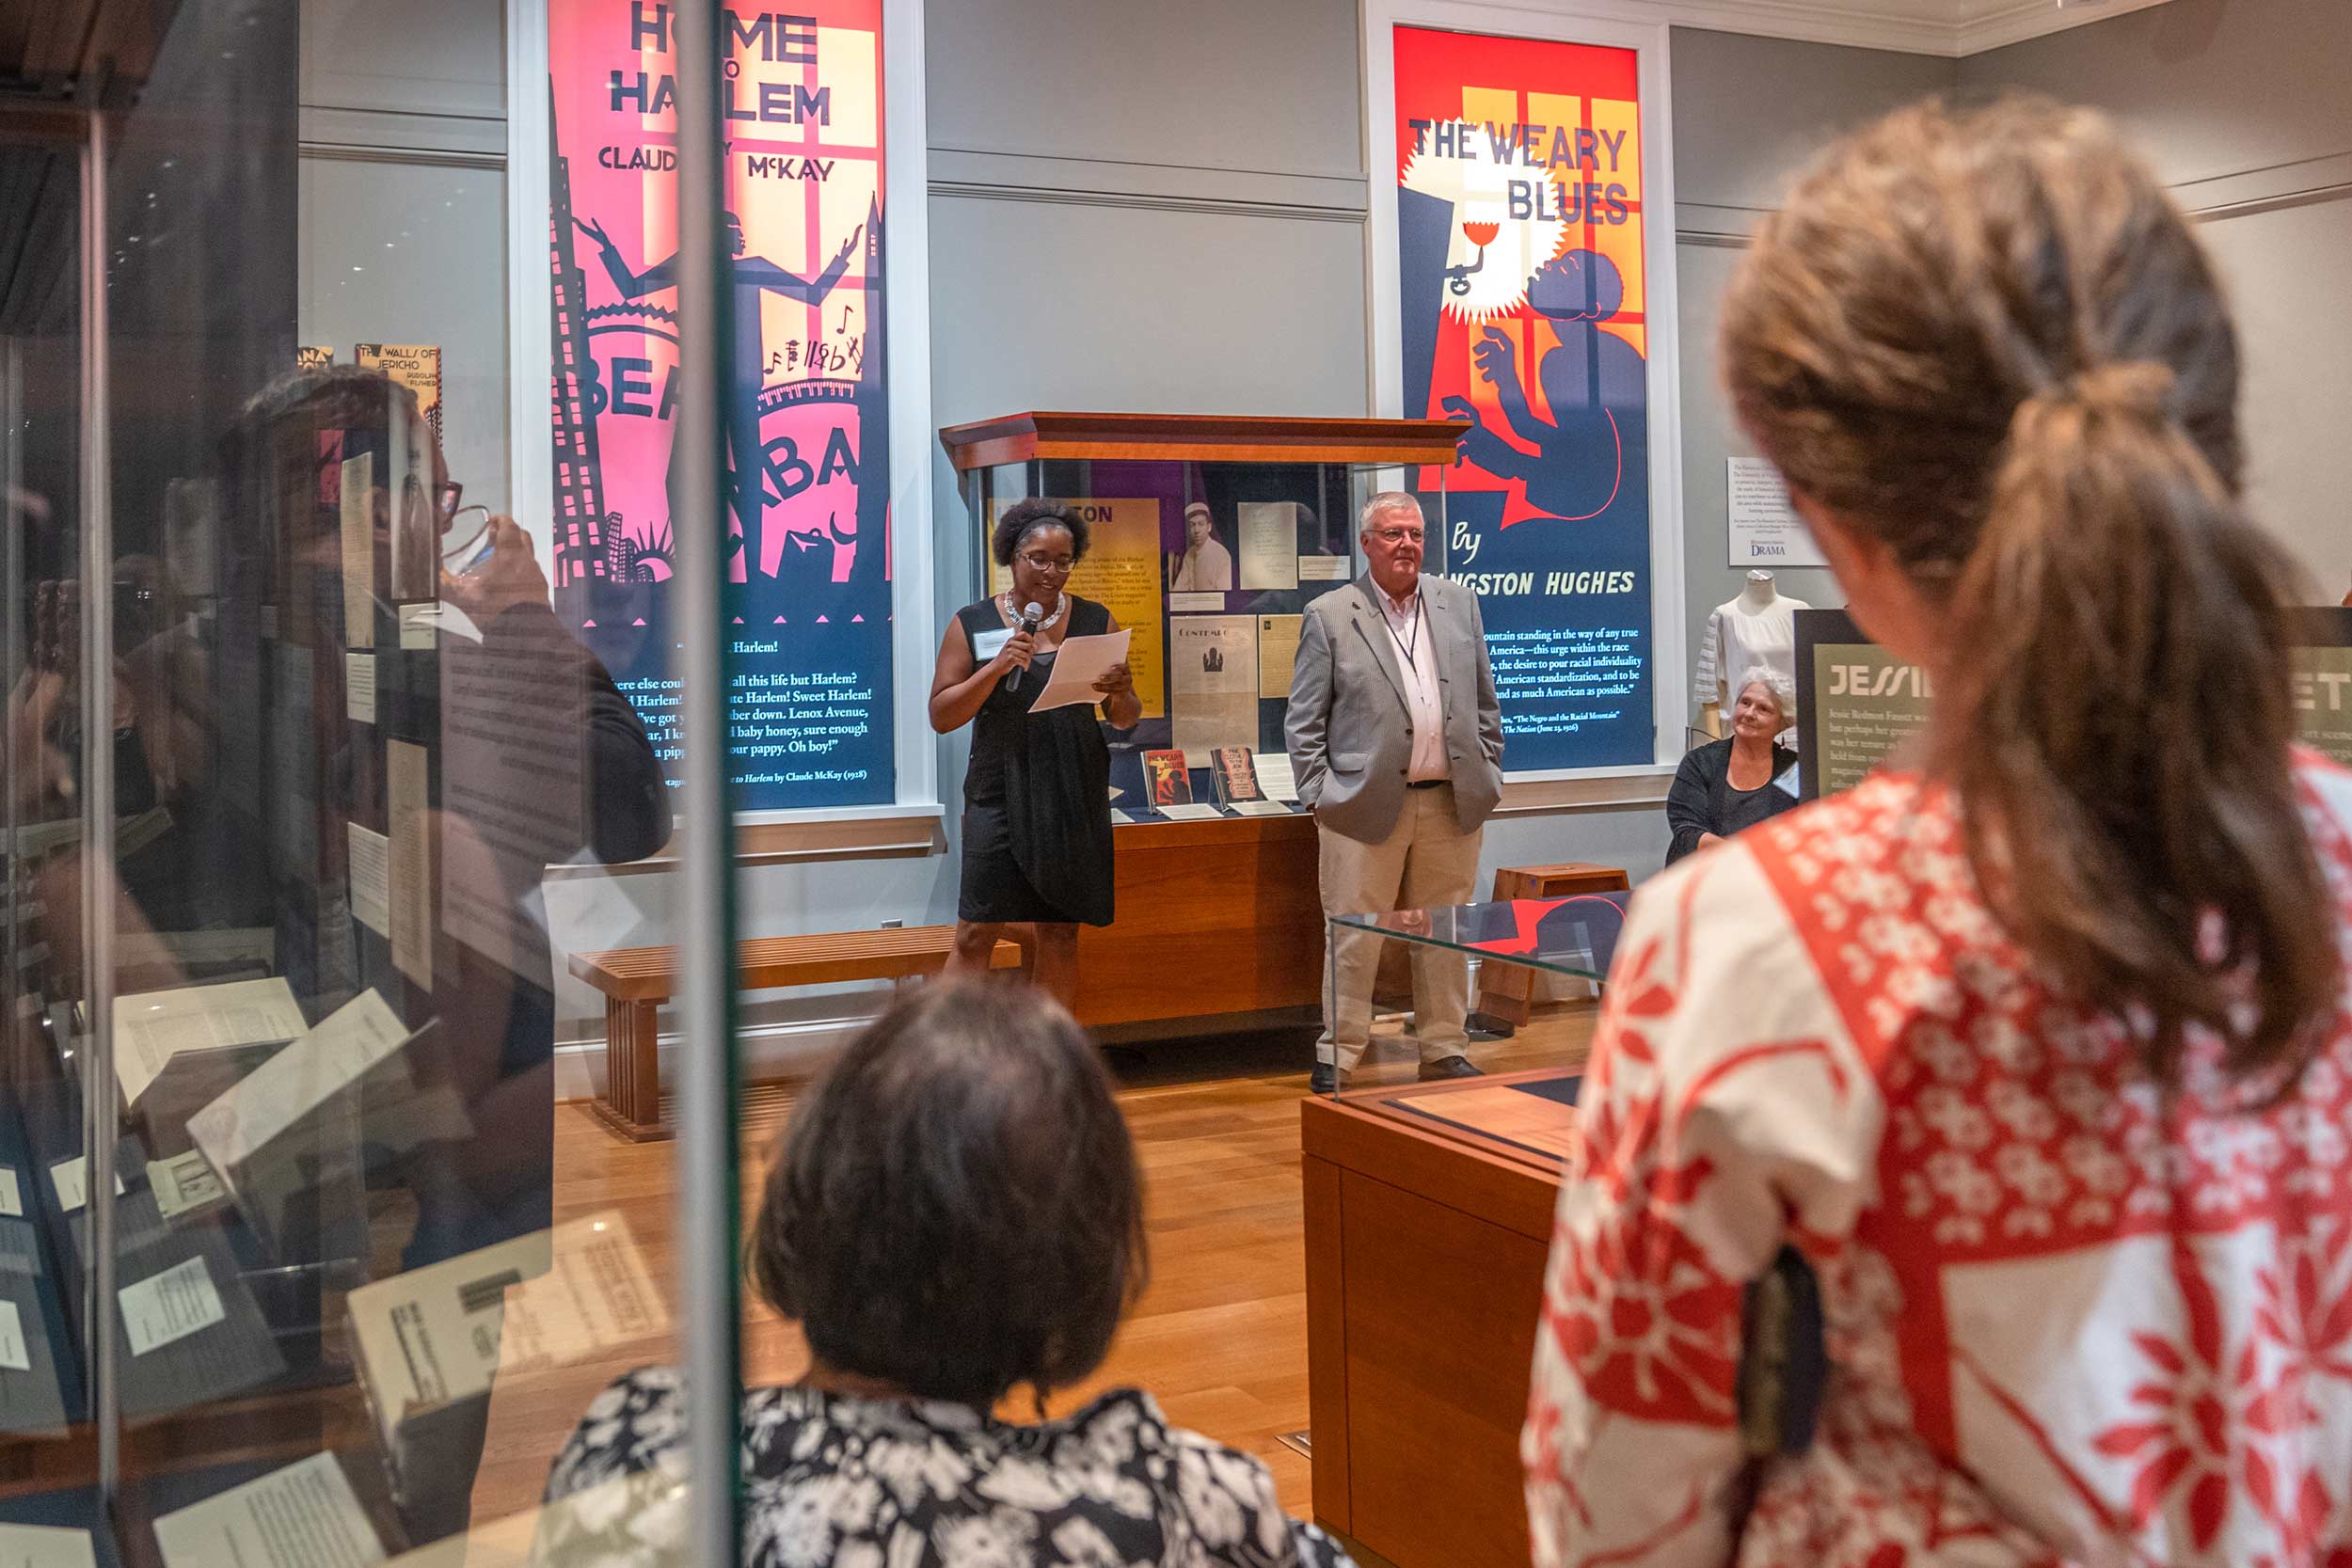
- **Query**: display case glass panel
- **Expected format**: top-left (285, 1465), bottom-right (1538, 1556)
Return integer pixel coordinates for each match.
top-left (947, 420), bottom-right (1457, 819)
top-left (1320, 902), bottom-right (1613, 1104)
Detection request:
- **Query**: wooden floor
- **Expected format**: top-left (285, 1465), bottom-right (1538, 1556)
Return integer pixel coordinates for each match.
top-left (466, 1004), bottom-right (1597, 1532)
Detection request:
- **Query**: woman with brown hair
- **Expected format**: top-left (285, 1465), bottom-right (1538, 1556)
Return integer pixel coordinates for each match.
top-left (1524, 99), bottom-right (2352, 1568)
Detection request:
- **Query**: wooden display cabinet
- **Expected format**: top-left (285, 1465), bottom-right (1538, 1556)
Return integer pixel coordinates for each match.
top-left (938, 412), bottom-right (1466, 1034)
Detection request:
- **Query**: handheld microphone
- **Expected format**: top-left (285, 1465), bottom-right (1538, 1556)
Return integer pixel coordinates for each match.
top-left (1007, 600), bottom-right (1043, 690)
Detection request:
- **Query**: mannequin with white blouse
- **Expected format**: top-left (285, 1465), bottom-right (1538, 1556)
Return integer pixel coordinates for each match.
top-left (1695, 570), bottom-right (1809, 738)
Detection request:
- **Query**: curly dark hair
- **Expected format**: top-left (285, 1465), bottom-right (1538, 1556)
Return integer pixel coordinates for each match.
top-left (751, 981), bottom-right (1147, 1407)
top-left (990, 499), bottom-right (1090, 568)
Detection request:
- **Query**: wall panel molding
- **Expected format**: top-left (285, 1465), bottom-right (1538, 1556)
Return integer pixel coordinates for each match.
top-left (1673, 152), bottom-right (2352, 252)
top-left (1375, 0), bottom-right (2180, 57)
top-left (298, 103), bottom-right (505, 157)
top-left (2178, 150), bottom-right (2352, 224)
top-left (928, 146), bottom-right (1368, 217)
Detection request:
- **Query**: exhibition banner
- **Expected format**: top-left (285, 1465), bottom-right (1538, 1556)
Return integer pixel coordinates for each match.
top-left (2296, 609), bottom-right (2352, 767)
top-left (1391, 24), bottom-right (1655, 769)
top-left (1797, 607), bottom-right (2352, 796)
top-left (1794, 610), bottom-right (1931, 800)
top-left (548, 0), bottom-right (895, 809)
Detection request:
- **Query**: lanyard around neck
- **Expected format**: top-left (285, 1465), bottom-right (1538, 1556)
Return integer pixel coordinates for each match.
top-left (1384, 595), bottom-right (1422, 673)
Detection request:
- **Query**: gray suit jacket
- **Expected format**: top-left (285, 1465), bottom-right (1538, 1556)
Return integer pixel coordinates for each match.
top-left (1283, 574), bottom-right (1503, 844)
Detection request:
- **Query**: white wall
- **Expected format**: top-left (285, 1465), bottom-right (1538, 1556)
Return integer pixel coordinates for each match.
top-left (1961, 0), bottom-right (2352, 594)
top-left (1666, 29), bottom-right (1957, 681)
top-left (297, 158), bottom-right (513, 513)
top-left (2201, 201), bottom-right (2352, 596)
top-left (296, 0), bottom-right (511, 513)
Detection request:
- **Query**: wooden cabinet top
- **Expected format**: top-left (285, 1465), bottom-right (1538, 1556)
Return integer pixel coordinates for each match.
top-left (937, 411), bottom-right (1468, 470)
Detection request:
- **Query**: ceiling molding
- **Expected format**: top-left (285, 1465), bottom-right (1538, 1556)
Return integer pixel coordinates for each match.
top-left (1494, 0), bottom-right (2177, 57)
top-left (1954, 0), bottom-right (2179, 55)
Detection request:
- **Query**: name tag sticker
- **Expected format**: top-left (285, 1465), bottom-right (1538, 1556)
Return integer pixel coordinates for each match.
top-left (971, 628), bottom-right (1012, 660)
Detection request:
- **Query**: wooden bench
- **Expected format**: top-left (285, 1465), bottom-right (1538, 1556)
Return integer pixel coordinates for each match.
top-left (568, 927), bottom-right (1025, 1142)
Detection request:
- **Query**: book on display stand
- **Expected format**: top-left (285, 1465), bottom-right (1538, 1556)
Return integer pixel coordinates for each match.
top-left (1141, 748), bottom-right (1193, 809)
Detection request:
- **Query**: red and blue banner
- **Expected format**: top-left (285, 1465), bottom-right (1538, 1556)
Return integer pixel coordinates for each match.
top-left (548, 0), bottom-right (895, 809)
top-left (1393, 24), bottom-right (1654, 769)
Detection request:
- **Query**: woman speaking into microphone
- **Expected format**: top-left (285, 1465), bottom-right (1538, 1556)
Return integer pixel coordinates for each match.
top-left (930, 499), bottom-right (1140, 1004)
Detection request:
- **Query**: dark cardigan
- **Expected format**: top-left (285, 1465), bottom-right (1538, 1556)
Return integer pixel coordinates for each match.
top-left (1665, 737), bottom-right (1798, 864)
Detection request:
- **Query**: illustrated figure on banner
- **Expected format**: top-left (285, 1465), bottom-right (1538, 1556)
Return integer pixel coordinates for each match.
top-left (1443, 248), bottom-right (1645, 521)
top-left (576, 210), bottom-right (864, 576)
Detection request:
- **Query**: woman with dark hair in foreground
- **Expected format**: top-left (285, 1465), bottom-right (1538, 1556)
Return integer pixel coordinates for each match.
top-left (1526, 98), bottom-right (2352, 1568)
top-left (534, 982), bottom-right (1351, 1568)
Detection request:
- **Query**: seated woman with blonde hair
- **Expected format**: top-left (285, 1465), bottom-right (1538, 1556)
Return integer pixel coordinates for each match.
top-left (534, 981), bottom-right (1352, 1568)
top-left (1663, 664), bottom-right (1797, 863)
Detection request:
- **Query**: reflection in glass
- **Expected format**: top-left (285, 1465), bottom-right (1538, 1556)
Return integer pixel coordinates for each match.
top-left (0, 0), bottom-right (691, 1548)
top-left (1321, 898), bottom-right (1621, 1096)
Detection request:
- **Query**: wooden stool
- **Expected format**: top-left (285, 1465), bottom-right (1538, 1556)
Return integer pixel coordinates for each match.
top-left (1473, 863), bottom-right (1630, 1026)
top-left (569, 927), bottom-right (1023, 1141)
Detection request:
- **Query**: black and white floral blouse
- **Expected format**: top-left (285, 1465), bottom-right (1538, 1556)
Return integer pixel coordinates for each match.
top-left (532, 1368), bottom-right (1354, 1568)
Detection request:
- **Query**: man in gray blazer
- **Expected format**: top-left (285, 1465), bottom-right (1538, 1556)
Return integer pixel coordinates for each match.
top-left (1285, 492), bottom-right (1503, 1092)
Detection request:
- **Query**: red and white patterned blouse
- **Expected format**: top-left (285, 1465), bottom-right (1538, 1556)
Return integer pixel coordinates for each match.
top-left (1525, 754), bottom-right (2352, 1568)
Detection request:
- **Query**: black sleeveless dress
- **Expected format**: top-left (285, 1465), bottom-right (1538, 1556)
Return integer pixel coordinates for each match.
top-left (956, 595), bottom-right (1116, 927)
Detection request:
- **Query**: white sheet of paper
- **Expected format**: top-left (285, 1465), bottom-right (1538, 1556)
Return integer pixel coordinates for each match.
top-left (1727, 455), bottom-right (1828, 568)
top-left (1256, 614), bottom-right (1302, 701)
top-left (0, 1523), bottom-right (96, 1568)
top-left (389, 742), bottom-right (433, 988)
top-left (48, 1157), bottom-right (125, 1214)
top-left (351, 1213), bottom-right (664, 1426)
top-left (0, 1166), bottom-right (21, 1218)
top-left (1237, 502), bottom-right (1301, 591)
top-left (1228, 799), bottom-right (1294, 816)
top-left (347, 824), bottom-right (390, 937)
top-left (1155, 802), bottom-right (1225, 821)
top-left (1169, 615), bottom-right (1260, 761)
top-left (114, 976), bottom-right (307, 1107)
top-left (0, 1299), bottom-right (27, 1372)
top-left (151, 1452), bottom-right (385, 1568)
top-left (1026, 629), bottom-right (1132, 715)
top-left (339, 452), bottom-right (373, 650)
top-left (119, 1256), bottom-right (227, 1356)
top-left (1168, 592), bottom-right (1224, 612)
top-left (1109, 808), bottom-right (1138, 827)
top-left (189, 990), bottom-right (410, 1177)
top-left (1297, 555), bottom-right (1352, 581)
top-left (345, 652), bottom-right (377, 725)
top-left (1253, 752), bottom-right (1302, 802)
top-left (398, 601), bottom-right (438, 650)
top-left (150, 1151), bottom-right (228, 1221)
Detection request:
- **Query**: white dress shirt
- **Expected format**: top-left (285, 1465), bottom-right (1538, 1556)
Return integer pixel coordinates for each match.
top-left (1377, 583), bottom-right (1448, 783)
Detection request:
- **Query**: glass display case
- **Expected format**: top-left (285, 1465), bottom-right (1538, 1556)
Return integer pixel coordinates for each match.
top-left (937, 414), bottom-right (1470, 1036)
top-left (940, 413), bottom-right (1463, 819)
top-left (1321, 898), bottom-right (1618, 1103)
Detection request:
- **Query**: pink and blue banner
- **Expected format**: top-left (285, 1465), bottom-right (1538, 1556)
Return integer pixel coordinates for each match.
top-left (548, 0), bottom-right (895, 808)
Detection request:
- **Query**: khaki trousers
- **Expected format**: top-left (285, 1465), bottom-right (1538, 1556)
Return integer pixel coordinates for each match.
top-left (1316, 783), bottom-right (1484, 1071)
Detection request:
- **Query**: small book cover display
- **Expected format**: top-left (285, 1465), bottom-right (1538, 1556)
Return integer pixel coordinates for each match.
top-left (1142, 750), bottom-right (1193, 809)
top-left (1211, 747), bottom-right (1264, 807)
